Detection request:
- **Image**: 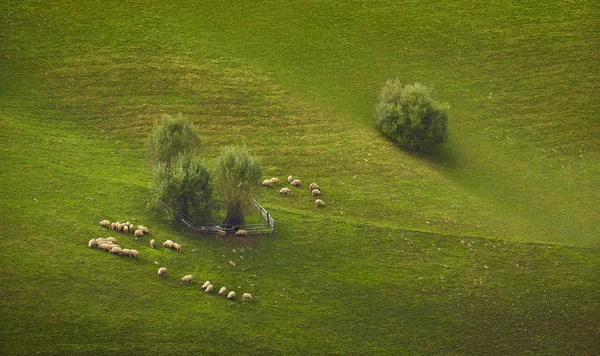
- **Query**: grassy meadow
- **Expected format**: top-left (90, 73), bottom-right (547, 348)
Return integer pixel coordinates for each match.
top-left (1, 0), bottom-right (598, 354)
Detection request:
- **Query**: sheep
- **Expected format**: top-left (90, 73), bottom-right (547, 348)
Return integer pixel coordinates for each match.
top-left (235, 229), bottom-right (248, 237)
top-left (158, 267), bottom-right (168, 277)
top-left (106, 237), bottom-right (118, 244)
top-left (140, 226), bottom-right (149, 234)
top-left (287, 175), bottom-right (294, 183)
top-left (110, 222), bottom-right (116, 230)
top-left (270, 177), bottom-right (280, 185)
top-left (163, 240), bottom-right (174, 248)
top-left (216, 229), bottom-right (226, 237)
top-left (309, 183), bottom-right (319, 190)
top-left (227, 291), bottom-right (236, 300)
top-left (205, 284), bottom-right (214, 293)
top-left (218, 287), bottom-right (227, 295)
top-left (312, 189), bottom-right (321, 196)
top-left (290, 179), bottom-right (301, 187)
top-left (123, 225), bottom-right (129, 234)
top-left (262, 179), bottom-right (273, 187)
top-left (99, 220), bottom-right (110, 228)
top-left (279, 188), bottom-right (291, 196)
top-left (315, 199), bottom-right (325, 207)
top-left (243, 293), bottom-right (252, 301)
top-left (110, 246), bottom-right (123, 255)
top-left (201, 281), bottom-right (211, 289)
top-left (88, 239), bottom-right (96, 248)
top-left (127, 249), bottom-right (139, 258)
top-left (150, 239), bottom-right (156, 249)
top-left (134, 229), bottom-right (144, 238)
top-left (172, 243), bottom-right (181, 253)
top-left (122, 248), bottom-right (131, 256)
top-left (181, 275), bottom-right (194, 283)
top-left (116, 222), bottom-right (122, 232)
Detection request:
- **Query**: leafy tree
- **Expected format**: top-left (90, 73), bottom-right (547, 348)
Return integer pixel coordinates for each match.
top-left (148, 154), bottom-right (214, 225)
top-left (146, 113), bottom-right (202, 166)
top-left (375, 79), bottom-right (448, 152)
top-left (214, 146), bottom-right (262, 226)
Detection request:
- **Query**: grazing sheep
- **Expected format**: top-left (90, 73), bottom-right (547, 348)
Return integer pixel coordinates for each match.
top-left (158, 267), bottom-right (168, 277)
top-left (290, 179), bottom-right (302, 187)
top-left (201, 281), bottom-right (211, 289)
top-left (88, 239), bottom-right (96, 248)
top-left (279, 188), bottom-right (291, 196)
top-left (140, 226), bottom-right (149, 234)
top-left (150, 239), bottom-right (156, 249)
top-left (106, 237), bottom-right (118, 244)
top-left (110, 222), bottom-right (116, 230)
top-left (218, 287), bottom-right (227, 295)
top-left (243, 293), bottom-right (252, 301)
top-left (262, 179), bottom-right (273, 187)
top-left (235, 229), bottom-right (248, 237)
top-left (270, 177), bottom-right (280, 185)
top-left (173, 243), bottom-right (181, 253)
top-left (315, 199), bottom-right (325, 207)
top-left (227, 291), bottom-right (236, 300)
top-left (312, 189), bottom-right (321, 196)
top-left (99, 220), bottom-right (111, 228)
top-left (309, 183), bottom-right (319, 190)
top-left (163, 240), bottom-right (174, 248)
top-left (116, 223), bottom-right (123, 232)
top-left (122, 248), bottom-right (131, 256)
top-left (216, 229), bottom-right (226, 237)
top-left (127, 249), bottom-right (139, 258)
top-left (181, 275), bottom-right (193, 283)
top-left (134, 229), bottom-right (144, 238)
top-left (205, 284), bottom-right (214, 293)
top-left (123, 225), bottom-right (129, 234)
top-left (110, 246), bottom-right (123, 255)
top-left (287, 175), bottom-right (294, 183)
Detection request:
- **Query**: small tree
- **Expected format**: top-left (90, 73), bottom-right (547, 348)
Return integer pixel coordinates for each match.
top-left (375, 79), bottom-right (448, 152)
top-left (146, 113), bottom-right (202, 166)
top-left (148, 154), bottom-right (214, 225)
top-left (214, 146), bottom-right (262, 226)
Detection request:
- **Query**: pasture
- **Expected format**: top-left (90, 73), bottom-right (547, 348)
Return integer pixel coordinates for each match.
top-left (0, 0), bottom-right (598, 354)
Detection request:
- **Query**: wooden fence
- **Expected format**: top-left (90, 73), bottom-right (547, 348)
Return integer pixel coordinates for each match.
top-left (181, 198), bottom-right (275, 235)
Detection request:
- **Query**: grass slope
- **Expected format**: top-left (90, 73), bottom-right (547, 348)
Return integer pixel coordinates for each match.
top-left (1, 0), bottom-right (599, 354)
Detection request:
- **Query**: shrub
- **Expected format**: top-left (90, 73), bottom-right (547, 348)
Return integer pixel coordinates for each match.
top-left (146, 113), bottom-right (202, 166)
top-left (375, 79), bottom-right (448, 151)
top-left (148, 154), bottom-right (214, 225)
top-left (214, 146), bottom-right (262, 226)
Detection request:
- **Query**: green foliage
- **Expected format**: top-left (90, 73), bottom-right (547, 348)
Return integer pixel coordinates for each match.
top-left (146, 113), bottom-right (202, 166)
top-left (375, 79), bottom-right (448, 152)
top-left (148, 154), bottom-right (214, 225)
top-left (214, 146), bottom-right (262, 226)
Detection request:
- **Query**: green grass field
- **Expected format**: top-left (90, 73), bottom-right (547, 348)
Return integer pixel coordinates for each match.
top-left (1, 0), bottom-right (598, 354)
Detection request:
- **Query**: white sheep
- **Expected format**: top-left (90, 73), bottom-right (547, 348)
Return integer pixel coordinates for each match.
top-left (116, 222), bottom-right (122, 232)
top-left (290, 179), bottom-right (301, 187)
top-left (262, 179), bottom-right (273, 187)
top-left (205, 284), bottom-right (214, 293)
top-left (163, 240), bottom-right (174, 248)
top-left (140, 226), bottom-right (149, 234)
top-left (123, 225), bottom-right (129, 234)
top-left (235, 229), bottom-right (248, 237)
top-left (106, 237), bottom-right (118, 244)
top-left (309, 183), bottom-right (319, 190)
top-left (315, 199), bottom-right (325, 207)
top-left (181, 275), bottom-right (193, 283)
top-left (216, 229), bottom-right (226, 237)
top-left (88, 239), bottom-right (96, 248)
top-left (110, 222), bottom-right (116, 230)
top-left (312, 189), bottom-right (321, 196)
top-left (218, 287), bottom-right (227, 295)
top-left (122, 248), bottom-right (131, 256)
top-left (287, 175), bottom-right (294, 183)
top-left (128, 249), bottom-right (139, 258)
top-left (227, 291), bottom-right (236, 299)
top-left (134, 229), bottom-right (144, 238)
top-left (243, 293), bottom-right (252, 301)
top-left (99, 220), bottom-right (110, 228)
top-left (149, 239), bottom-right (156, 249)
top-left (110, 246), bottom-right (123, 255)
top-left (173, 243), bottom-right (181, 253)
top-left (270, 177), bottom-right (280, 185)
top-left (158, 267), bottom-right (168, 277)
top-left (279, 188), bottom-right (291, 196)
top-left (201, 281), bottom-right (211, 289)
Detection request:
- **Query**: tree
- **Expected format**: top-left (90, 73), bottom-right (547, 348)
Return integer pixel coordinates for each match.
top-left (148, 154), bottom-right (214, 225)
top-left (214, 146), bottom-right (262, 226)
top-left (375, 79), bottom-right (448, 152)
top-left (146, 113), bottom-right (202, 166)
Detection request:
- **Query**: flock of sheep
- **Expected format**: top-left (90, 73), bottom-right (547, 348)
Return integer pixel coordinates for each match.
top-left (93, 219), bottom-right (254, 302)
top-left (263, 175), bottom-right (325, 207)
